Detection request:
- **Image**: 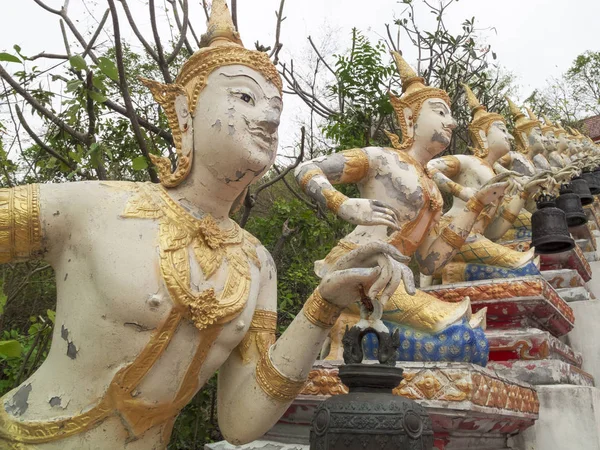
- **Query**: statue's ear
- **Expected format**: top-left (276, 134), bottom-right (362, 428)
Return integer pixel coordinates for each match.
top-left (479, 129), bottom-right (489, 149)
top-left (174, 94), bottom-right (193, 158)
top-left (403, 106), bottom-right (415, 138)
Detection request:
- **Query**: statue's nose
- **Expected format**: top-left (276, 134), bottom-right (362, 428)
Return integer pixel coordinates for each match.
top-left (257, 109), bottom-right (280, 135)
top-left (447, 118), bottom-right (458, 130)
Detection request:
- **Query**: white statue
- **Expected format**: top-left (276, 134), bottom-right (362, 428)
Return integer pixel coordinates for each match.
top-left (0, 2), bottom-right (411, 449)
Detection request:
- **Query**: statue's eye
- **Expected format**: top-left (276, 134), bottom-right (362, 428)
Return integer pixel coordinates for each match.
top-left (438, 110), bottom-right (445, 116)
top-left (240, 93), bottom-right (254, 105)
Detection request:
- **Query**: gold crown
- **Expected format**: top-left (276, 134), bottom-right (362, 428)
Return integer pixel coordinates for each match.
top-left (387, 51), bottom-right (451, 150)
top-left (141, 0), bottom-right (282, 187)
top-left (463, 83), bottom-right (505, 158)
top-left (506, 97), bottom-right (540, 154)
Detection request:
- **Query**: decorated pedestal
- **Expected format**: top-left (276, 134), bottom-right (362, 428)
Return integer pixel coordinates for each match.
top-left (207, 361), bottom-right (539, 450)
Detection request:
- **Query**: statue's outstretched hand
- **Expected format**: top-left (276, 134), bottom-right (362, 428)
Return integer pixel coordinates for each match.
top-left (337, 199), bottom-right (400, 230)
top-left (473, 182), bottom-right (509, 205)
top-left (318, 242), bottom-right (415, 310)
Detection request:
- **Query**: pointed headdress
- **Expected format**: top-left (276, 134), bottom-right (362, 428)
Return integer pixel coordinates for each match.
top-left (505, 97), bottom-right (541, 154)
top-left (463, 83), bottom-right (505, 158)
top-left (386, 51), bottom-right (451, 150)
top-left (141, 0), bottom-right (282, 187)
top-left (541, 114), bottom-right (556, 135)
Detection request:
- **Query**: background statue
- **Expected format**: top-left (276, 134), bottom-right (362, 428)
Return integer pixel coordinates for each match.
top-left (426, 85), bottom-right (540, 284)
top-left (295, 52), bottom-right (508, 365)
top-left (0, 2), bottom-right (410, 448)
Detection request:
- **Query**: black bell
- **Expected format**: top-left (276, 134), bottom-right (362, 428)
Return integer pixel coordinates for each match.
top-left (570, 177), bottom-right (594, 206)
top-left (556, 184), bottom-right (588, 227)
top-left (582, 170), bottom-right (600, 195)
top-left (531, 193), bottom-right (575, 254)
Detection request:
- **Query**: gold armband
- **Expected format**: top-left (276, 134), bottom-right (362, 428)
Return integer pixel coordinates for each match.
top-left (237, 309), bottom-right (277, 363)
top-left (449, 183), bottom-right (464, 197)
top-left (303, 289), bottom-right (343, 328)
top-left (322, 189), bottom-right (348, 214)
top-left (520, 191), bottom-right (529, 200)
top-left (465, 197), bottom-right (485, 214)
top-left (256, 349), bottom-right (307, 402)
top-left (300, 169), bottom-right (323, 191)
top-left (340, 148), bottom-right (370, 183)
top-left (501, 209), bottom-right (518, 224)
top-left (0, 184), bottom-right (43, 264)
top-left (439, 227), bottom-right (466, 250)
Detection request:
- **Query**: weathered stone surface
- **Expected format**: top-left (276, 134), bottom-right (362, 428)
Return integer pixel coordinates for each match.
top-left (488, 360), bottom-right (594, 387)
top-left (542, 269), bottom-right (586, 289)
top-left (486, 328), bottom-right (583, 367)
top-left (206, 441), bottom-right (308, 450)
top-left (567, 299), bottom-right (600, 384)
top-left (422, 276), bottom-right (574, 336)
top-left (512, 385), bottom-right (600, 450)
top-left (557, 286), bottom-right (592, 302)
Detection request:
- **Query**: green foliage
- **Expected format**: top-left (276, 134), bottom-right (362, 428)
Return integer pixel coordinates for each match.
top-left (324, 29), bottom-right (395, 149)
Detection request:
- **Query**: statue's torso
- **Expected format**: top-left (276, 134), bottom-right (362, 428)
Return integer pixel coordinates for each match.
top-left (505, 151), bottom-right (536, 177)
top-left (345, 147), bottom-right (442, 255)
top-left (2, 181), bottom-right (263, 448)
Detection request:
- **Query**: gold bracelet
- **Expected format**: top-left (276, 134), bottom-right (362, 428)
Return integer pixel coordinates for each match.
top-left (520, 191), bottom-right (529, 200)
top-left (501, 209), bottom-right (518, 224)
top-left (255, 349), bottom-right (307, 402)
top-left (439, 227), bottom-right (466, 250)
top-left (303, 289), bottom-right (343, 329)
top-left (300, 169), bottom-right (323, 191)
top-left (465, 197), bottom-right (485, 214)
top-left (0, 184), bottom-right (43, 264)
top-left (322, 189), bottom-right (348, 214)
top-left (237, 309), bottom-right (277, 364)
top-left (450, 183), bottom-right (464, 197)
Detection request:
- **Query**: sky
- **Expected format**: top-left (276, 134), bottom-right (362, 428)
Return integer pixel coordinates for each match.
top-left (1, 0), bottom-right (599, 153)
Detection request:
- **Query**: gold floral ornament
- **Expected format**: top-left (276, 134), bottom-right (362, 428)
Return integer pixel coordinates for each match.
top-left (506, 97), bottom-right (541, 154)
top-left (463, 83), bottom-right (505, 159)
top-left (142, 0), bottom-right (283, 188)
top-left (387, 51), bottom-right (452, 151)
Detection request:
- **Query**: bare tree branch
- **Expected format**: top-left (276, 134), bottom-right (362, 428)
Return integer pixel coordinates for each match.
top-left (83, 9), bottom-right (110, 58)
top-left (118, 0), bottom-right (160, 61)
top-left (269, 0), bottom-right (286, 65)
top-left (166, 0), bottom-right (190, 64)
top-left (107, 0), bottom-right (159, 183)
top-left (15, 106), bottom-right (92, 179)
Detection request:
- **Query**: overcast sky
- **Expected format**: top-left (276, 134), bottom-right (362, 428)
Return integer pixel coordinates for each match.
top-left (1, 0), bottom-right (599, 152)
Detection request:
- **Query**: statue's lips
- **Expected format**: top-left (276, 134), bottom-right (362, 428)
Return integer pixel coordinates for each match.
top-left (249, 128), bottom-right (275, 149)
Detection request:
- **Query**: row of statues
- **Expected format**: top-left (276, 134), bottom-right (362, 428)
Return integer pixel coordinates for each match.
top-left (1, 0), bottom-right (599, 448)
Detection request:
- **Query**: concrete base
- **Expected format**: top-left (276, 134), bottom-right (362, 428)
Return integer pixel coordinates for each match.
top-left (489, 360), bottom-right (594, 386)
top-left (567, 299), bottom-right (600, 383)
top-left (511, 385), bottom-right (600, 450)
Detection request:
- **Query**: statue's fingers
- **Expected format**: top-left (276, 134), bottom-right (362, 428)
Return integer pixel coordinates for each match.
top-left (367, 255), bottom-right (392, 301)
top-left (372, 205), bottom-right (399, 222)
top-left (400, 264), bottom-right (416, 295)
top-left (378, 256), bottom-right (404, 304)
top-left (333, 241), bottom-right (409, 272)
top-left (372, 213), bottom-right (400, 230)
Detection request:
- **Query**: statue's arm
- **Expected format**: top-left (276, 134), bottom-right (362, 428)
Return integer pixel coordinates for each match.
top-left (532, 154), bottom-right (552, 171)
top-left (484, 192), bottom-right (527, 240)
top-left (427, 156), bottom-right (470, 201)
top-left (216, 247), bottom-right (331, 444)
top-left (217, 242), bottom-right (412, 444)
top-left (294, 148), bottom-right (369, 212)
top-left (415, 182), bottom-right (508, 276)
top-left (295, 148), bottom-right (398, 229)
top-left (494, 154), bottom-right (512, 174)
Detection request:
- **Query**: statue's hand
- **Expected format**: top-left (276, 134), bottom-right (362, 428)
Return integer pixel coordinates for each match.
top-left (337, 199), bottom-right (400, 230)
top-left (474, 182), bottom-right (508, 205)
top-left (318, 241), bottom-right (415, 309)
top-left (524, 177), bottom-right (549, 194)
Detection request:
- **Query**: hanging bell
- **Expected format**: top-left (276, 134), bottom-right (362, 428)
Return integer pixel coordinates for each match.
top-left (531, 193), bottom-right (575, 254)
top-left (556, 184), bottom-right (588, 228)
top-left (582, 170), bottom-right (600, 195)
top-left (570, 177), bottom-right (594, 206)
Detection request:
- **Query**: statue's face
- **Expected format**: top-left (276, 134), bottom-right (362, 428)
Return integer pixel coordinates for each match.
top-left (486, 121), bottom-right (512, 158)
top-left (192, 65), bottom-right (282, 185)
top-left (413, 98), bottom-right (457, 157)
top-left (527, 126), bottom-right (544, 155)
top-left (543, 131), bottom-right (558, 152)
